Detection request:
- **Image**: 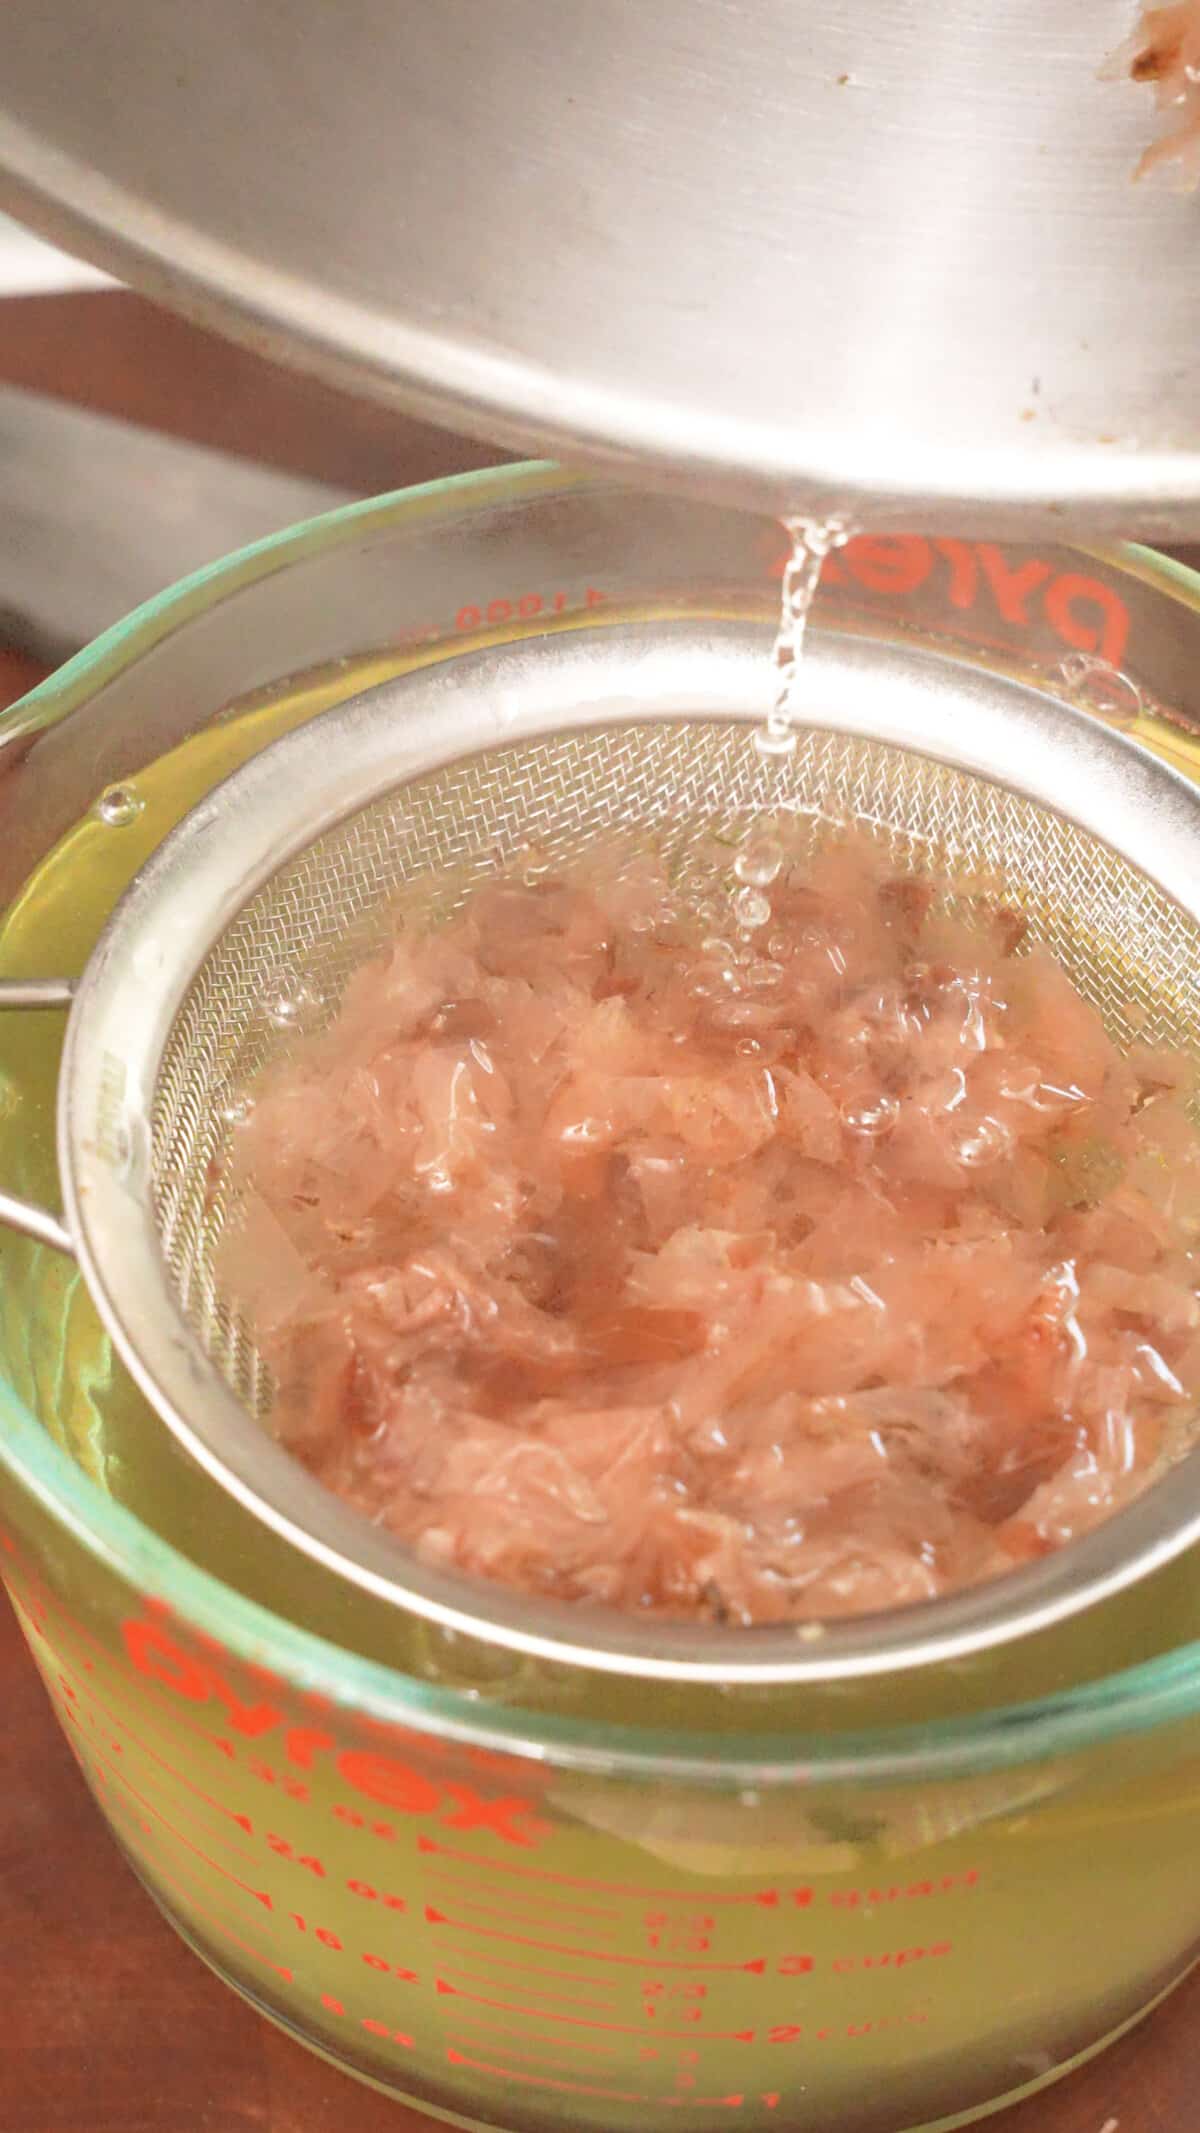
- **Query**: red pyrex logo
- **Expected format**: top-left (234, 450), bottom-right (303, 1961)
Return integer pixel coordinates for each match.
top-left (121, 1615), bottom-right (547, 1847)
top-left (777, 536), bottom-right (1131, 671)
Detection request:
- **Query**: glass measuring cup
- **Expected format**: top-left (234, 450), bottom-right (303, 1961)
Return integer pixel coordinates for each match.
top-left (0, 466), bottom-right (1198, 2133)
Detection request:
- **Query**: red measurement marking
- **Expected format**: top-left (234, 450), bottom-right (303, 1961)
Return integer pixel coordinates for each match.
top-left (23, 1586), bottom-right (259, 1764)
top-left (19, 1590), bottom-right (166, 1704)
top-left (286, 1914), bottom-right (344, 1949)
top-left (101, 1790), bottom-right (288, 1977)
top-left (447, 2027), bottom-right (627, 2062)
top-left (126, 1827), bottom-right (294, 1984)
top-left (52, 1656), bottom-right (262, 1831)
top-left (436, 1980), bottom-right (754, 2042)
top-left (79, 1736), bottom-right (272, 1909)
top-left (425, 1905), bottom-right (764, 1973)
top-left (360, 2020), bottom-right (415, 2047)
top-left (39, 1628), bottom-right (312, 1802)
top-left (441, 1968), bottom-right (617, 2011)
top-left (346, 1880), bottom-right (407, 1909)
top-left (446, 2049), bottom-right (650, 2102)
top-left (425, 1878), bottom-right (621, 1925)
top-left (65, 1697), bottom-right (263, 1866)
top-left (245, 1759), bottom-right (310, 1804)
top-left (418, 1836), bottom-right (779, 1905)
top-left (663, 2102), bottom-right (744, 2112)
top-left (777, 2010), bottom-right (933, 2046)
top-left (768, 536), bottom-right (1131, 670)
top-left (430, 1902), bottom-right (618, 1936)
top-left (450, 2041), bottom-right (630, 2075)
top-left (828, 1873), bottom-right (980, 1907)
top-left (333, 1806), bottom-right (399, 1840)
top-left (447, 2051), bottom-right (743, 2108)
top-left (266, 1832), bottom-right (327, 1876)
top-left (437, 1951), bottom-right (611, 1987)
top-left (832, 1943), bottom-right (952, 1972)
top-left (452, 587), bottom-right (607, 635)
top-left (117, 1612), bottom-right (546, 1842)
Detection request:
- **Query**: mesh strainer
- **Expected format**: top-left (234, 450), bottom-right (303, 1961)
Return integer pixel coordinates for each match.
top-left (5, 619), bottom-right (1200, 1684)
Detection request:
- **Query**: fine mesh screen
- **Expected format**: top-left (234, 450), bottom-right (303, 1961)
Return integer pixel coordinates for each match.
top-left (149, 720), bottom-right (1200, 1420)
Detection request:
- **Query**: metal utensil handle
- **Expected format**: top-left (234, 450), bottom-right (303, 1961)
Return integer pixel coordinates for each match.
top-left (0, 979), bottom-right (75, 1254)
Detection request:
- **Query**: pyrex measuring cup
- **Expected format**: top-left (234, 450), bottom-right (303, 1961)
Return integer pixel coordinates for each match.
top-left (0, 467), bottom-right (1198, 2133)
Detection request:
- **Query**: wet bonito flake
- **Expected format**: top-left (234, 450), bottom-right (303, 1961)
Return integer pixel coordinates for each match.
top-left (220, 828), bottom-right (1200, 1624)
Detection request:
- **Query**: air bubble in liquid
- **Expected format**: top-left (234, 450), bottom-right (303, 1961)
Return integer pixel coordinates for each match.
top-left (841, 1092), bottom-right (900, 1138)
top-left (952, 1115), bottom-right (1013, 1168)
top-left (754, 721), bottom-right (799, 761)
top-left (1057, 653), bottom-right (1144, 730)
top-left (95, 783), bottom-right (144, 827)
top-left (734, 832), bottom-right (784, 889)
top-left (732, 886), bottom-right (772, 931)
top-left (516, 843), bottom-right (553, 887)
top-left (266, 980), bottom-right (324, 1031)
top-left (714, 999), bottom-right (768, 1030)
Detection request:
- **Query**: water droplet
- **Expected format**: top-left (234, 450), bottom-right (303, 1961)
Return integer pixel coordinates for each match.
top-left (754, 723), bottom-right (798, 760)
top-left (840, 1092), bottom-right (900, 1138)
top-left (734, 833), bottom-right (784, 889)
top-left (220, 1093), bottom-right (256, 1127)
top-left (515, 843), bottom-right (553, 887)
top-left (265, 980), bottom-right (323, 1031)
top-left (1057, 653), bottom-right (1143, 730)
top-left (732, 886), bottom-right (772, 931)
top-left (95, 783), bottom-right (143, 827)
top-left (691, 948), bottom-right (743, 997)
top-left (952, 1115), bottom-right (1013, 1168)
top-left (561, 1117), bottom-right (605, 1145)
top-left (923, 1067), bottom-right (967, 1115)
top-left (713, 999), bottom-right (769, 1030)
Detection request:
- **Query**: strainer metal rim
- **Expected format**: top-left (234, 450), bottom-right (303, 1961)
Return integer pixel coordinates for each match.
top-left (54, 620), bottom-right (1200, 1685)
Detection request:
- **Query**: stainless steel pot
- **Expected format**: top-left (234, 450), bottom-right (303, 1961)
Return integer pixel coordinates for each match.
top-left (0, 1), bottom-right (1195, 534)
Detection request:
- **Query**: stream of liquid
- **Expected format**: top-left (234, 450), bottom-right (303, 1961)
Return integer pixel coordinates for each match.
top-left (729, 517), bottom-right (850, 939)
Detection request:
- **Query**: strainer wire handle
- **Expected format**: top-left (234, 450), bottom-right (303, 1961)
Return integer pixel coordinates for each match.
top-left (0, 978), bottom-right (76, 1255)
